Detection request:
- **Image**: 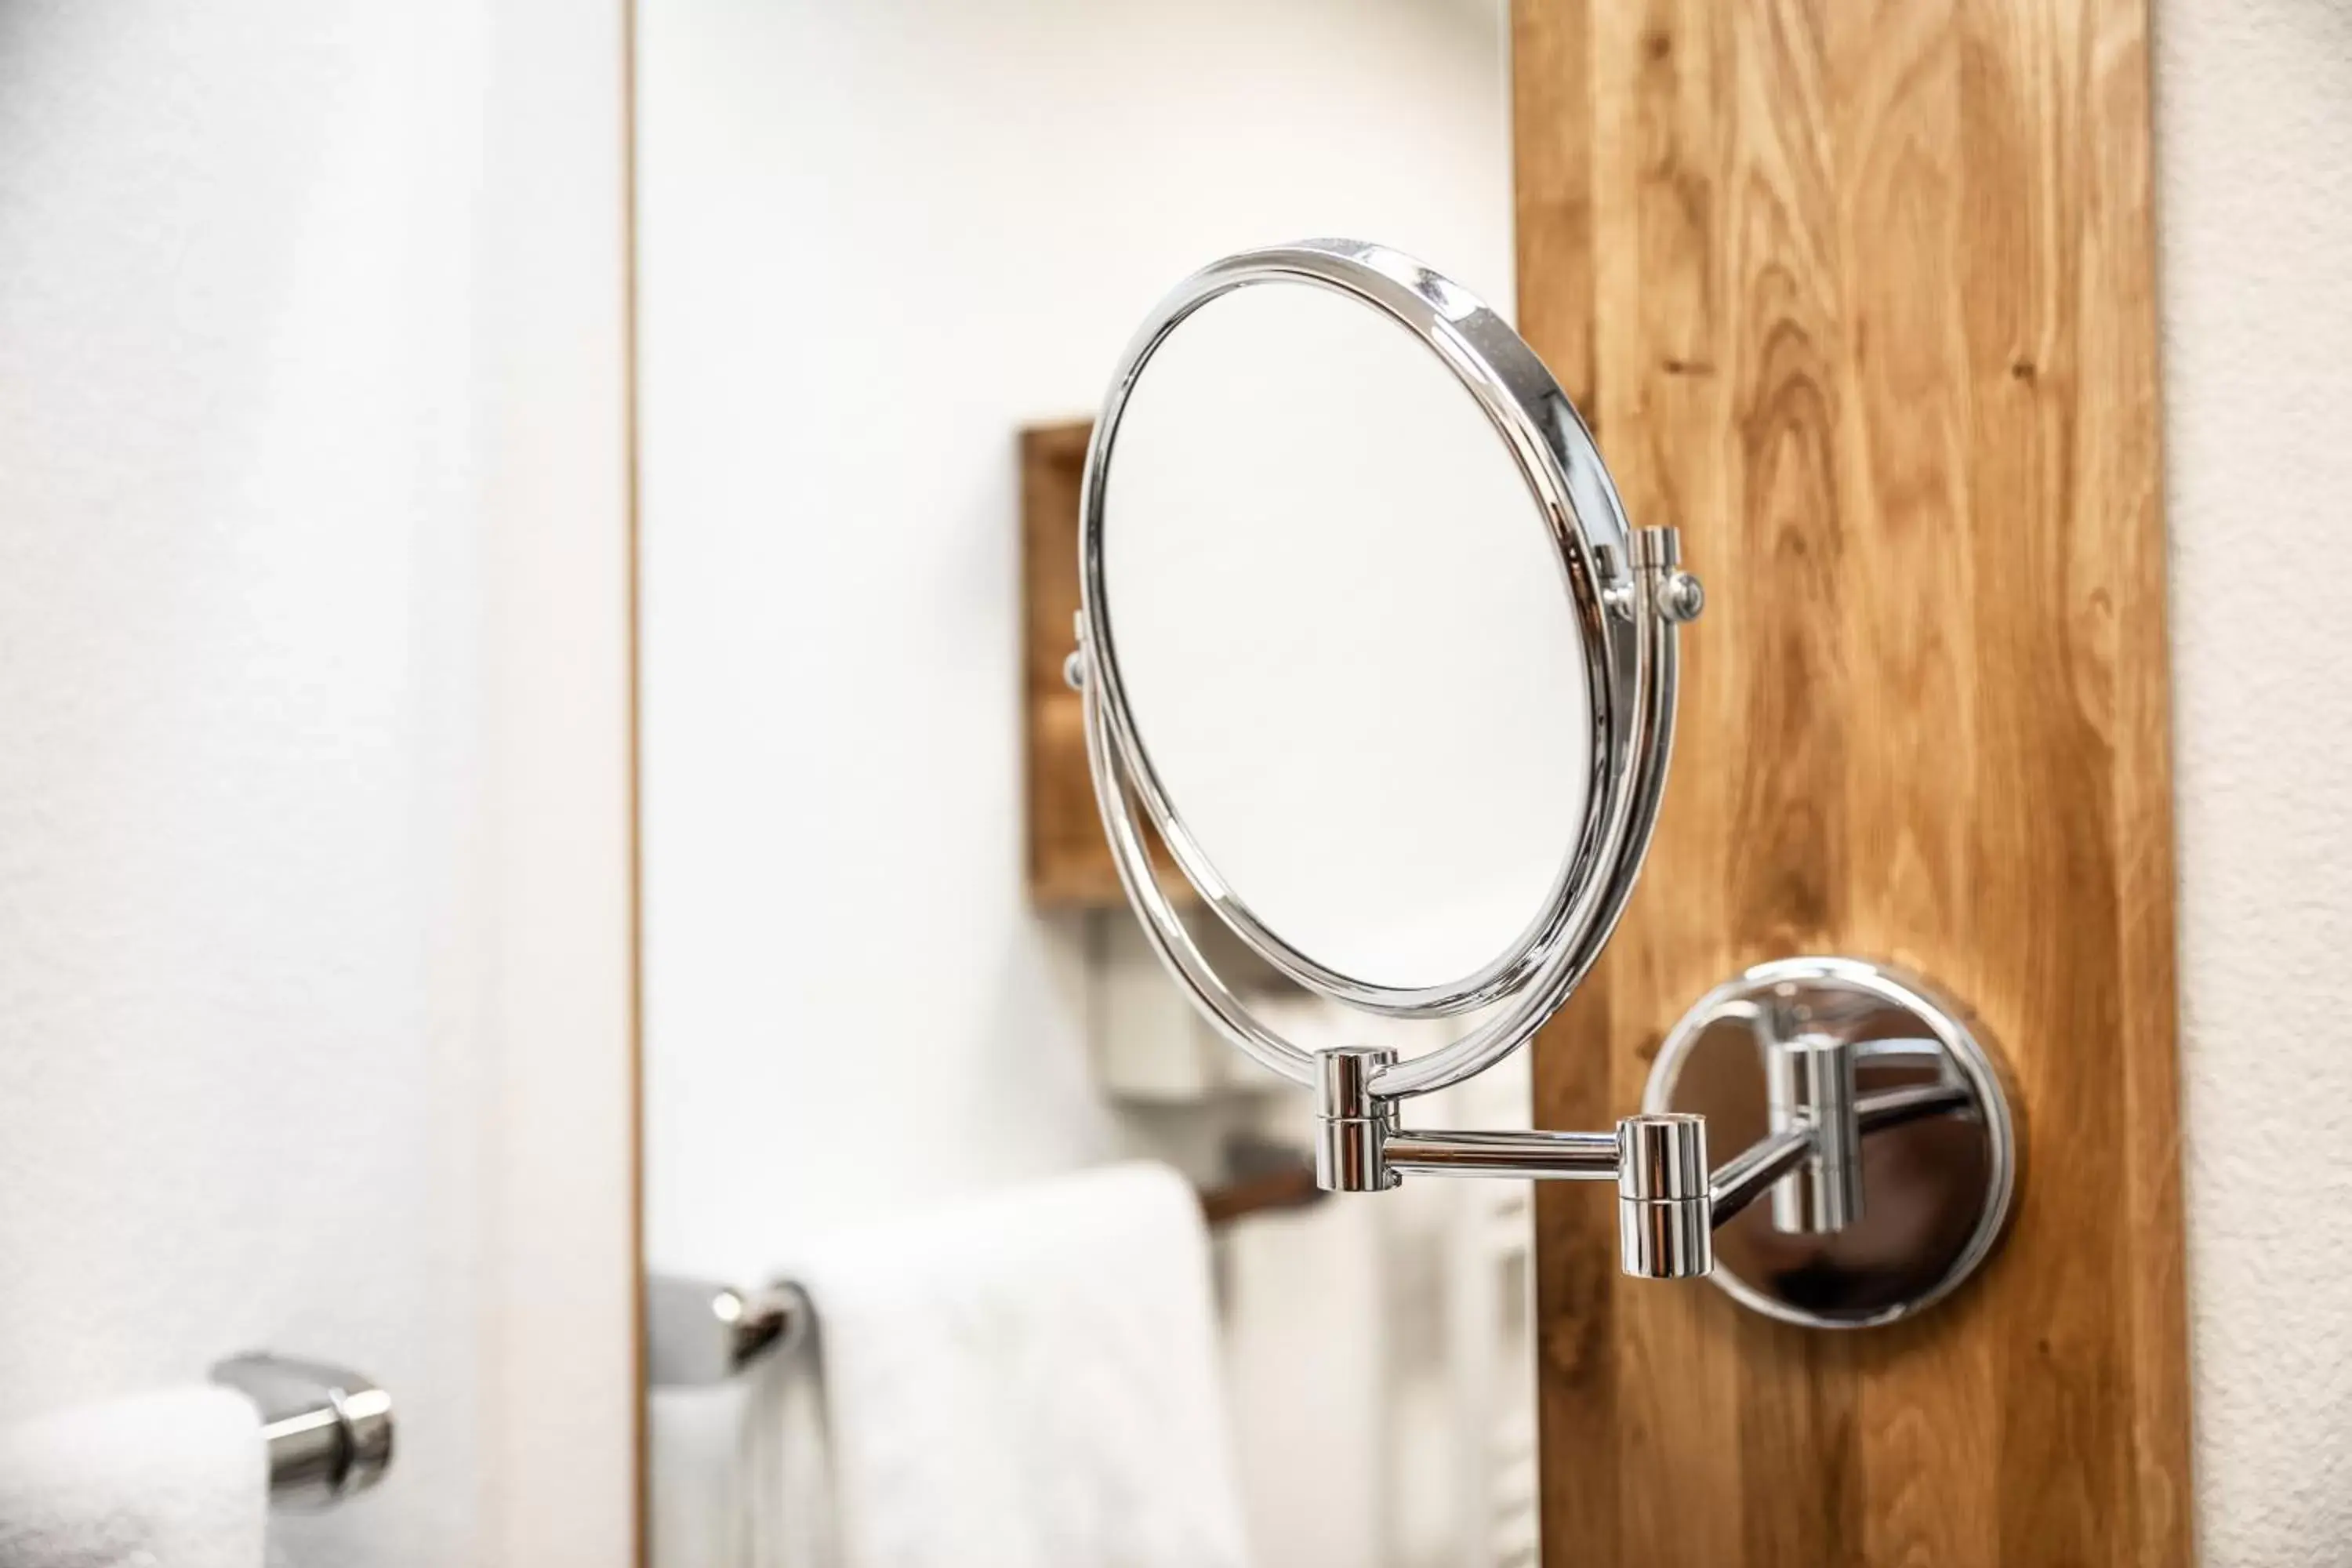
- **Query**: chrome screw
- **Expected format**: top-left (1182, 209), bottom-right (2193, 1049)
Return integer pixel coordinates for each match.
top-left (1659, 570), bottom-right (1706, 623)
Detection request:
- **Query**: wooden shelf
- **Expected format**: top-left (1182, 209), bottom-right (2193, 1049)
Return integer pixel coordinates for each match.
top-left (1022, 418), bottom-right (1185, 909)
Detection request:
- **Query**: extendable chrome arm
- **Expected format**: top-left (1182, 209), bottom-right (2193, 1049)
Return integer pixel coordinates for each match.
top-left (1316, 1036), bottom-right (1980, 1282)
top-left (1701, 1006), bottom-right (1976, 1236)
top-left (1314, 1046), bottom-right (1715, 1279)
top-left (1706, 1074), bottom-right (1971, 1225)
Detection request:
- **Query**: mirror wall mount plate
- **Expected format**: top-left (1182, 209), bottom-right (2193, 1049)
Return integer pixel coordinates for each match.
top-left (1643, 956), bottom-right (2019, 1329)
top-left (1075, 240), bottom-right (2014, 1321)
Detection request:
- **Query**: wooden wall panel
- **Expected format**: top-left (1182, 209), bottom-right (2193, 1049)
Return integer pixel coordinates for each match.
top-left (1514, 0), bottom-right (2188, 1562)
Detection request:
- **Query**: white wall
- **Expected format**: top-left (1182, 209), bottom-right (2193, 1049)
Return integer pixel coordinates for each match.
top-left (2158, 3), bottom-right (2352, 1562)
top-left (0, 5), bottom-right (637, 1563)
top-left (636, 0), bottom-right (1513, 1276)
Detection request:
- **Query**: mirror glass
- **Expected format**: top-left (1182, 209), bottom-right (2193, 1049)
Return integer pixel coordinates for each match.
top-left (1101, 278), bottom-right (1593, 992)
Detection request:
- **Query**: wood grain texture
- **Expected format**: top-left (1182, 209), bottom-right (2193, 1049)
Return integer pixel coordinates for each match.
top-left (1514, 0), bottom-right (2188, 1562)
top-left (1022, 419), bottom-right (1122, 906)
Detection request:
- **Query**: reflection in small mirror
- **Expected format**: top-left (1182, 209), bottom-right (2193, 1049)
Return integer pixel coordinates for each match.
top-left (1102, 278), bottom-right (1593, 993)
top-left (637, 4), bottom-right (1528, 1566)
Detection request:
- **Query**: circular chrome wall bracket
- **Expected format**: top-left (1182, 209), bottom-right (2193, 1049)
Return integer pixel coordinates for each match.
top-left (1644, 956), bottom-right (2018, 1329)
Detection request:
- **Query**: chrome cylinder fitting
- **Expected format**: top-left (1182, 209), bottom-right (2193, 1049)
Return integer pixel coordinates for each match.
top-left (1628, 525), bottom-right (1682, 570)
top-left (1619, 1194), bottom-right (1714, 1279)
top-left (1630, 526), bottom-right (1704, 623)
top-left (1314, 1046), bottom-right (1399, 1192)
top-left (1616, 1114), bottom-right (1712, 1279)
top-left (1766, 1033), bottom-right (1864, 1234)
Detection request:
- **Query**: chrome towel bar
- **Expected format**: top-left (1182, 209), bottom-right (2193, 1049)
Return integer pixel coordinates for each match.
top-left (210, 1353), bottom-right (393, 1507)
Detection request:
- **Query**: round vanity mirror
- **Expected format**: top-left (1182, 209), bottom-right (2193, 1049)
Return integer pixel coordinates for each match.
top-left (1101, 266), bottom-right (1594, 997)
top-left (1079, 241), bottom-right (1694, 1098)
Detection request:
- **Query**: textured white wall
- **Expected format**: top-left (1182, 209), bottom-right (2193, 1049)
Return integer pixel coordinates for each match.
top-left (2158, 3), bottom-right (2352, 1562)
top-left (0, 4), bottom-right (636, 1563)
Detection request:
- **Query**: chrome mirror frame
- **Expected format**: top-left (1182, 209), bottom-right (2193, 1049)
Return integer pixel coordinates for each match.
top-left (1074, 239), bottom-right (1701, 1101)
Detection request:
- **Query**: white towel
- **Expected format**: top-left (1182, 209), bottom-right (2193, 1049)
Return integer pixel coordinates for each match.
top-left (785, 1162), bottom-right (1251, 1568)
top-left (0, 1386), bottom-right (267, 1568)
top-left (738, 1342), bottom-right (836, 1568)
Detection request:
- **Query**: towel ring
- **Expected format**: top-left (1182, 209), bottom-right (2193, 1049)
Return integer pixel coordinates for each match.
top-left (1072, 240), bottom-right (2016, 1322)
